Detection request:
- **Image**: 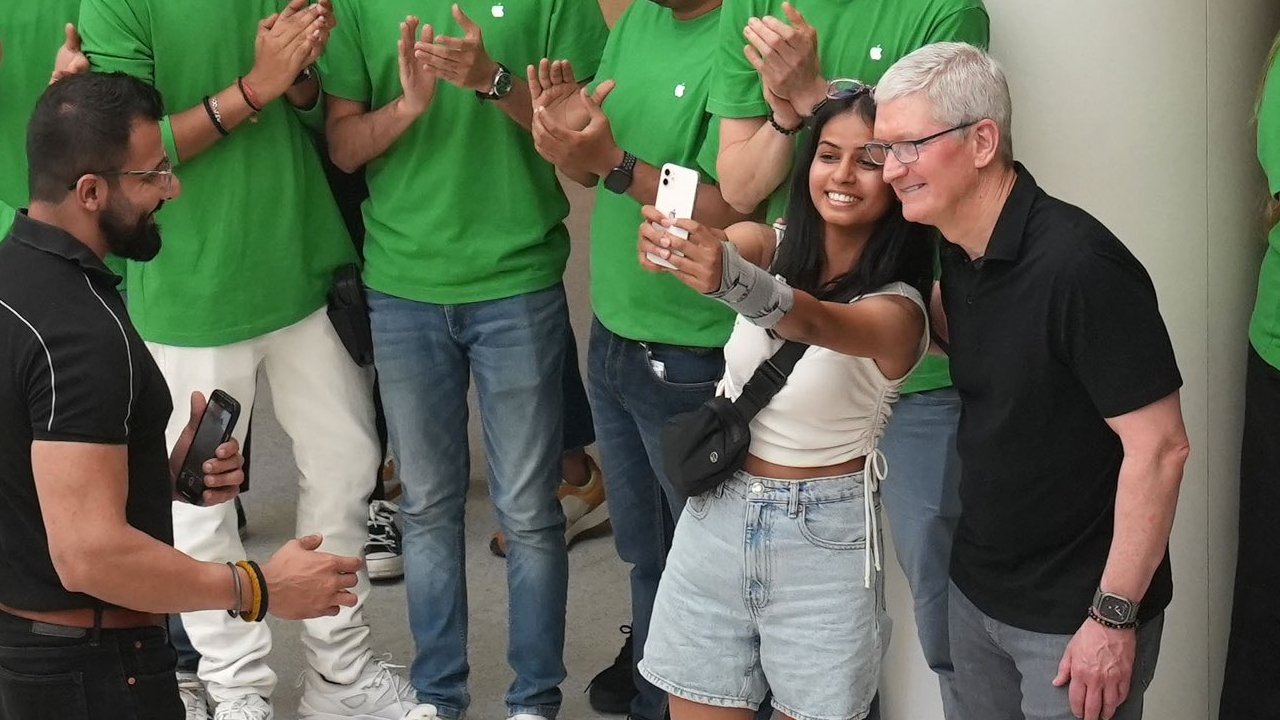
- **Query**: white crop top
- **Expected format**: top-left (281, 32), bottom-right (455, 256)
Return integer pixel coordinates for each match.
top-left (718, 281), bottom-right (930, 468)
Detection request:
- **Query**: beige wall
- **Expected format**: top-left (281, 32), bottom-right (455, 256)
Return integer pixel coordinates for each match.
top-left (561, 1), bottom-right (1280, 718)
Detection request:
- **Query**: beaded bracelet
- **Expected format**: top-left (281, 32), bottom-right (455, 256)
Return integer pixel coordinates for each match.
top-left (1087, 607), bottom-right (1137, 630)
top-left (767, 111), bottom-right (803, 136)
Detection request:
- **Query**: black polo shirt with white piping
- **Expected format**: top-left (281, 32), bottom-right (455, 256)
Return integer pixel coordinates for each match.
top-left (941, 164), bottom-right (1182, 634)
top-left (0, 212), bottom-right (173, 611)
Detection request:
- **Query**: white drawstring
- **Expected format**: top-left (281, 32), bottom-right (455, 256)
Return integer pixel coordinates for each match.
top-left (863, 448), bottom-right (887, 589)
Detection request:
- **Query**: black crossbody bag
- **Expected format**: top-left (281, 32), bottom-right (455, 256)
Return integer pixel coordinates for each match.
top-left (327, 263), bottom-right (374, 367)
top-left (660, 339), bottom-right (809, 498)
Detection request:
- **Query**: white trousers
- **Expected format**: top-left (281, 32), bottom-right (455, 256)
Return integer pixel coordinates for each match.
top-left (150, 309), bottom-right (380, 703)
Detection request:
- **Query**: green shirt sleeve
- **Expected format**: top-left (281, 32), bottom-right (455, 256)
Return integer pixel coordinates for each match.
top-left (317, 0), bottom-right (372, 103)
top-left (79, 0), bottom-right (154, 83)
top-left (927, 6), bottom-right (990, 49)
top-left (290, 88), bottom-right (327, 134)
top-left (0, 201), bottom-right (14, 237)
top-left (1260, 53), bottom-right (1280, 197)
top-left (707, 0), bottom-right (767, 119)
top-left (547, 0), bottom-right (609, 82)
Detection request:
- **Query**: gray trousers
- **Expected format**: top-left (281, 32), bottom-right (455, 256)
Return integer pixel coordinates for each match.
top-left (949, 581), bottom-right (1164, 720)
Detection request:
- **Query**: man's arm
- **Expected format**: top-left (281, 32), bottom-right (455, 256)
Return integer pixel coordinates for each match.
top-left (716, 116), bottom-right (799, 215)
top-left (715, 3), bottom-right (829, 215)
top-left (33, 437), bottom-right (363, 619)
top-left (325, 17), bottom-right (439, 173)
top-left (1099, 391), bottom-right (1189, 607)
top-left (35, 442), bottom-right (247, 614)
top-left (81, 0), bottom-right (327, 164)
top-left (1052, 390), bottom-right (1189, 720)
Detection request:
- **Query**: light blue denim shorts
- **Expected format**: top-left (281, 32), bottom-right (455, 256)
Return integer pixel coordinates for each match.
top-left (638, 469), bottom-right (889, 720)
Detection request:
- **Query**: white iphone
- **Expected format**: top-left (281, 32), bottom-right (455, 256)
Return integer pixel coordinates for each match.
top-left (647, 163), bottom-right (700, 270)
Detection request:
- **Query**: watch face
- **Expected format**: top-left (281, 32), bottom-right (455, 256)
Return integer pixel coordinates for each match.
top-left (493, 68), bottom-right (514, 98)
top-left (604, 168), bottom-right (630, 194)
top-left (1098, 595), bottom-right (1133, 622)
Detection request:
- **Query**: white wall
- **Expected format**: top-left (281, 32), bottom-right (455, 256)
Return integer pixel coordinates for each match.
top-left (879, 2), bottom-right (1280, 718)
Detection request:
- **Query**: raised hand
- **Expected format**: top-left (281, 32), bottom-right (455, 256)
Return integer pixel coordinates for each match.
top-left (49, 23), bottom-right (90, 85)
top-left (247, 1), bottom-right (328, 103)
top-left (530, 81), bottom-right (619, 177)
top-left (416, 4), bottom-right (498, 92)
top-left (742, 2), bottom-right (825, 119)
top-left (528, 58), bottom-right (593, 130)
top-left (399, 17), bottom-right (438, 115)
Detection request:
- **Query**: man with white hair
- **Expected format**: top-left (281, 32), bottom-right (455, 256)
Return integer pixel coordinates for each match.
top-left (870, 42), bottom-right (1189, 720)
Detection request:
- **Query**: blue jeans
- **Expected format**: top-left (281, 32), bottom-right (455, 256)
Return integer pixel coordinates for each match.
top-left (878, 388), bottom-right (962, 717)
top-left (370, 285), bottom-right (569, 720)
top-left (562, 322), bottom-right (595, 452)
top-left (587, 319), bottom-right (725, 720)
top-left (642, 470), bottom-right (887, 720)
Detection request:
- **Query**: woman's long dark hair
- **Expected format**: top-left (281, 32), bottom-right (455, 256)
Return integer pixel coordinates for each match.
top-left (771, 90), bottom-right (937, 306)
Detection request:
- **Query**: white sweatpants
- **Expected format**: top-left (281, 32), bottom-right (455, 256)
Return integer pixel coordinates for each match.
top-left (149, 309), bottom-right (380, 703)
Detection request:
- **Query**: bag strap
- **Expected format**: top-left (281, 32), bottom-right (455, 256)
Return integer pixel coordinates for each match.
top-left (732, 340), bottom-right (808, 421)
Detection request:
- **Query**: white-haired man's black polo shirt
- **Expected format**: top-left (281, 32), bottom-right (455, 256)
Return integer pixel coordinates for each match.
top-left (941, 164), bottom-right (1183, 634)
top-left (0, 212), bottom-right (173, 612)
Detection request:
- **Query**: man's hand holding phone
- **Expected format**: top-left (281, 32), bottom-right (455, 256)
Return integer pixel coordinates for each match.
top-left (171, 391), bottom-right (244, 507)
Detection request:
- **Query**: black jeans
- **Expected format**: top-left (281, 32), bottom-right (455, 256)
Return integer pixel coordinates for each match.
top-left (1220, 346), bottom-right (1280, 719)
top-left (0, 611), bottom-right (182, 720)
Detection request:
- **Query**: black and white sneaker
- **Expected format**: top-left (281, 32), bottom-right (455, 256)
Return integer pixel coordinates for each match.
top-left (365, 500), bottom-right (404, 581)
top-left (588, 625), bottom-right (636, 715)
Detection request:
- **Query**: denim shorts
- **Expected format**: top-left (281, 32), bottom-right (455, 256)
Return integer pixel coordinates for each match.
top-left (639, 469), bottom-right (889, 720)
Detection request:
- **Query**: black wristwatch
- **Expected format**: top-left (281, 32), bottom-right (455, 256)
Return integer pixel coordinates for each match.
top-left (476, 63), bottom-right (514, 101)
top-left (604, 152), bottom-right (638, 194)
top-left (1089, 589), bottom-right (1140, 629)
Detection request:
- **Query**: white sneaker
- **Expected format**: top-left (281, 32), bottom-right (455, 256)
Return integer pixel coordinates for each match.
top-left (177, 671), bottom-right (209, 720)
top-left (365, 500), bottom-right (405, 581)
top-left (507, 715), bottom-right (548, 720)
top-left (401, 705), bottom-right (441, 720)
top-left (297, 654), bottom-right (417, 719)
top-left (214, 695), bottom-right (272, 720)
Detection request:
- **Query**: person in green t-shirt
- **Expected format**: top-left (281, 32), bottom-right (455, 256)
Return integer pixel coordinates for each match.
top-left (707, 2), bottom-right (988, 715)
top-left (0, 3), bottom-right (87, 235)
top-left (79, 3), bottom-right (414, 720)
top-left (525, 1), bottom-right (750, 718)
top-left (1220, 33), bottom-right (1280, 719)
top-left (318, 3), bottom-right (607, 719)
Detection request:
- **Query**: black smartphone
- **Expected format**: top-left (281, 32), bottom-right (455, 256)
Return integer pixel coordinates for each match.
top-left (175, 389), bottom-right (242, 506)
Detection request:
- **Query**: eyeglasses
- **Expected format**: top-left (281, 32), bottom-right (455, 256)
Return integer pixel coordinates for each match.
top-left (67, 163), bottom-right (176, 191)
top-left (825, 77), bottom-right (870, 99)
top-left (863, 121), bottom-right (979, 166)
